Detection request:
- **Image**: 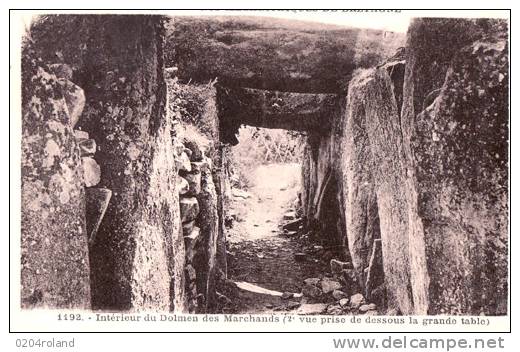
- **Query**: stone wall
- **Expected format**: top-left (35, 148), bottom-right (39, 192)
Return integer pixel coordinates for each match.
top-left (172, 81), bottom-right (231, 312)
top-left (301, 18), bottom-right (508, 315)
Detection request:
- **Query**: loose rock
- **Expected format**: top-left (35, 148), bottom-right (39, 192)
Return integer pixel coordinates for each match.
top-left (176, 152), bottom-right (192, 172)
top-left (78, 139), bottom-right (96, 156)
top-left (303, 278), bottom-right (320, 286)
top-left (330, 259), bottom-right (350, 275)
top-left (350, 293), bottom-right (366, 309)
top-left (180, 197), bottom-right (200, 223)
top-left (295, 303), bottom-right (328, 315)
top-left (287, 301), bottom-right (301, 310)
top-left (321, 278), bottom-right (342, 294)
top-left (177, 177), bottom-right (189, 195)
top-left (358, 304), bottom-right (372, 313)
top-left (281, 292), bottom-right (293, 299)
top-left (302, 284), bottom-right (322, 298)
top-left (339, 298), bottom-right (349, 308)
top-left (332, 289), bottom-right (348, 300)
top-left (82, 156), bottom-right (101, 187)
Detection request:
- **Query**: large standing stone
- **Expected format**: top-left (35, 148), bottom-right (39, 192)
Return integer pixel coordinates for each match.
top-left (21, 65), bottom-right (90, 309)
top-left (403, 18), bottom-right (508, 315)
top-left (62, 16), bottom-right (186, 312)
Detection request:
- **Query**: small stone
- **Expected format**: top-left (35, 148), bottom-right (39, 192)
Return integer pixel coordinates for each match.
top-left (180, 197), bottom-right (200, 223)
top-left (82, 157), bottom-right (101, 187)
top-left (181, 171), bottom-right (201, 196)
top-left (283, 211), bottom-right (296, 220)
top-left (294, 303), bottom-right (327, 315)
top-left (184, 227), bottom-right (200, 263)
top-left (191, 161), bottom-right (209, 174)
top-left (184, 139), bottom-right (205, 161)
top-left (294, 253), bottom-right (306, 262)
top-left (332, 289), bottom-right (348, 300)
top-left (174, 142), bottom-right (185, 155)
top-left (358, 304), bottom-right (372, 313)
top-left (286, 301), bottom-right (300, 310)
top-left (183, 147), bottom-right (193, 159)
top-left (265, 303), bottom-right (273, 308)
top-left (302, 284), bottom-right (322, 298)
top-left (232, 188), bottom-right (252, 199)
top-left (74, 129), bottom-right (89, 141)
top-left (339, 298), bottom-right (349, 308)
top-left (176, 152), bottom-right (192, 172)
top-left (321, 278), bottom-right (341, 294)
top-left (182, 220), bottom-right (196, 236)
top-left (367, 303), bottom-right (377, 310)
top-left (364, 310), bottom-right (378, 316)
top-left (78, 138), bottom-right (96, 156)
top-left (185, 265), bottom-right (196, 281)
top-left (177, 177), bottom-right (189, 195)
top-left (283, 219), bottom-right (303, 231)
top-left (281, 292), bottom-right (293, 299)
top-left (327, 305), bottom-right (343, 315)
top-left (303, 278), bottom-right (320, 286)
top-left (350, 293), bottom-right (366, 309)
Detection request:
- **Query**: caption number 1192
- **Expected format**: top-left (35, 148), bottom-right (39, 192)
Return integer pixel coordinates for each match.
top-left (57, 313), bottom-right (83, 321)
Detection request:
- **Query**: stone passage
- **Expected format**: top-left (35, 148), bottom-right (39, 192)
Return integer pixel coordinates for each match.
top-left (21, 15), bottom-right (508, 316)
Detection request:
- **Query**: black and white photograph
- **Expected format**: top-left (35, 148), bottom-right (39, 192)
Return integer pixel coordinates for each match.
top-left (9, 8), bottom-right (510, 338)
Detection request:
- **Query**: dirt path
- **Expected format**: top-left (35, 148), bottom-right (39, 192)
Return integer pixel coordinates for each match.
top-left (225, 163), bottom-right (331, 314)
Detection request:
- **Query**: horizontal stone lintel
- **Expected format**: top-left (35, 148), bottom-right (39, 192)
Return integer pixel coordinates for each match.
top-left (218, 86), bottom-right (340, 132)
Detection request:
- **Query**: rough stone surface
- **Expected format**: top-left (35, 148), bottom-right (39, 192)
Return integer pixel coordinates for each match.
top-left (402, 18), bottom-right (509, 315)
top-left (62, 17), bottom-right (186, 312)
top-left (21, 65), bottom-right (91, 309)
